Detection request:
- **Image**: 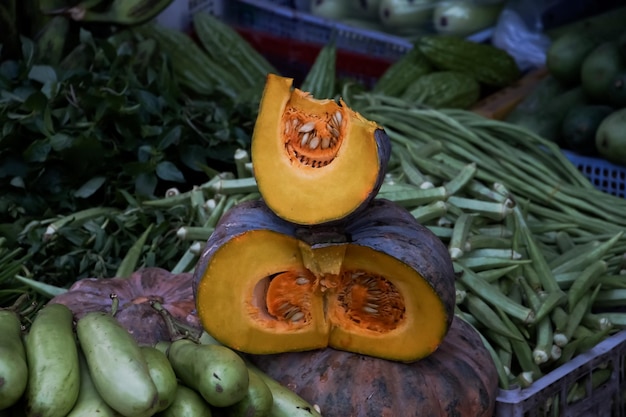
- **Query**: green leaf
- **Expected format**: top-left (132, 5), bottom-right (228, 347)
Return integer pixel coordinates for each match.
top-left (12, 86), bottom-right (38, 102)
top-left (79, 28), bottom-right (96, 50)
top-left (135, 89), bottom-right (161, 115)
top-left (23, 139), bottom-right (51, 162)
top-left (10, 176), bottom-right (25, 188)
top-left (137, 145), bottom-right (154, 162)
top-left (179, 144), bottom-right (208, 172)
top-left (156, 161), bottom-right (185, 183)
top-left (14, 275), bottom-right (67, 298)
top-left (0, 155), bottom-right (28, 178)
top-left (20, 36), bottom-right (35, 66)
top-left (74, 176), bottom-right (106, 198)
top-left (23, 90), bottom-right (48, 113)
top-left (135, 172), bottom-right (157, 197)
top-left (49, 133), bottom-right (73, 151)
top-left (158, 125), bottom-right (181, 151)
top-left (140, 125), bottom-right (162, 138)
top-left (28, 65), bottom-right (58, 85)
top-left (0, 60), bottom-right (19, 80)
top-left (115, 223), bottom-right (154, 278)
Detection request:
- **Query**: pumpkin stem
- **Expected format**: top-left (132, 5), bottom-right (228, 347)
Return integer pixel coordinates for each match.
top-left (110, 293), bottom-right (120, 316)
top-left (150, 300), bottom-right (203, 343)
top-left (294, 226), bottom-right (349, 246)
top-left (8, 293), bottom-right (32, 313)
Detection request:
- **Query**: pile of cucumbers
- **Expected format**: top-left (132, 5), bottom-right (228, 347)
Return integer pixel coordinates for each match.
top-left (508, 27), bottom-right (626, 165)
top-left (0, 303), bottom-right (321, 417)
top-left (310, 0), bottom-right (503, 38)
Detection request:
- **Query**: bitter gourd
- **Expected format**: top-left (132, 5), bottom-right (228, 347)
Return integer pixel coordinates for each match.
top-left (417, 35), bottom-right (520, 87)
top-left (401, 71), bottom-right (481, 109)
top-left (372, 45), bottom-right (433, 97)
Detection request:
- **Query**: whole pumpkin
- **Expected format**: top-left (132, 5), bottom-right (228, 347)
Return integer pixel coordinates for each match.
top-left (49, 267), bottom-right (201, 345)
top-left (248, 316), bottom-right (499, 417)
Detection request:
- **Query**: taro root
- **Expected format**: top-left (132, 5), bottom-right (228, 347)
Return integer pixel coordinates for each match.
top-left (193, 198), bottom-right (456, 362)
top-left (248, 316), bottom-right (499, 417)
top-left (49, 267), bottom-right (201, 345)
top-left (250, 74), bottom-right (391, 226)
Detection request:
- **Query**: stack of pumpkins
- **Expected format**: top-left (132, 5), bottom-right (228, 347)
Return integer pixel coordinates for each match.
top-left (193, 74), bottom-right (499, 417)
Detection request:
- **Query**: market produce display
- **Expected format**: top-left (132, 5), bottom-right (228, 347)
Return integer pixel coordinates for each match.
top-left (2, 1), bottom-right (626, 416)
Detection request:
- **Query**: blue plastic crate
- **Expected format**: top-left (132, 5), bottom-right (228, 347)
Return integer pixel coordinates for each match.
top-left (185, 0), bottom-right (495, 61)
top-left (495, 330), bottom-right (626, 417)
top-left (563, 150), bottom-right (626, 198)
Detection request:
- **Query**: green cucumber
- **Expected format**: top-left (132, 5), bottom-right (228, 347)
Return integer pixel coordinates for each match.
top-left (247, 363), bottom-right (323, 417)
top-left (547, 32), bottom-right (599, 85)
top-left (161, 339), bottom-right (249, 408)
top-left (140, 346), bottom-right (178, 412)
top-left (433, 1), bottom-right (503, 37)
top-left (310, 0), bottom-right (352, 20)
top-left (65, 352), bottom-right (120, 417)
top-left (378, 0), bottom-right (436, 36)
top-left (507, 84), bottom-right (587, 143)
top-left (223, 369), bottom-right (273, 417)
top-left (581, 41), bottom-right (626, 103)
top-left (595, 107), bottom-right (626, 165)
top-left (561, 104), bottom-right (613, 154)
top-left (0, 310), bottom-right (27, 411)
top-left (348, 0), bottom-right (383, 20)
top-left (607, 71), bottom-right (626, 107)
top-left (24, 304), bottom-right (80, 417)
top-left (76, 311), bottom-right (159, 417)
top-left (155, 384), bottom-right (213, 417)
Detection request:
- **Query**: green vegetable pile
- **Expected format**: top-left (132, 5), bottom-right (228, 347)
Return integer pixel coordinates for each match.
top-left (0, 11), bottom-right (263, 306)
top-left (0, 299), bottom-right (321, 416)
top-left (508, 17), bottom-right (626, 164)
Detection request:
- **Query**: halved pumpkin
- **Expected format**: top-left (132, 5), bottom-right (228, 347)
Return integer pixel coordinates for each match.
top-left (250, 74), bottom-right (391, 226)
top-left (193, 198), bottom-right (456, 362)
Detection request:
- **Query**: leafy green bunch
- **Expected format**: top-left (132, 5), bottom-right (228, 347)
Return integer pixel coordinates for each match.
top-left (0, 28), bottom-right (256, 226)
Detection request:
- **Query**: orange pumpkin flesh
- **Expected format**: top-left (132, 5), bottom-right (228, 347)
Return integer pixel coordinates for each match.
top-left (250, 74), bottom-right (391, 226)
top-left (193, 199), bottom-right (456, 362)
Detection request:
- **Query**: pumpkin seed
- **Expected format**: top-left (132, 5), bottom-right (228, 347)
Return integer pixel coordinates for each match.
top-left (295, 277), bottom-right (310, 285)
top-left (290, 312), bottom-right (305, 322)
top-left (363, 306), bottom-right (378, 314)
top-left (299, 121), bottom-right (315, 133)
top-left (309, 136), bottom-right (320, 149)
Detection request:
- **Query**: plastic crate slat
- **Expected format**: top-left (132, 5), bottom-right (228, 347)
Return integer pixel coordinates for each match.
top-left (494, 330), bottom-right (626, 417)
top-left (225, 0), bottom-right (411, 61)
top-left (563, 150), bottom-right (626, 198)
